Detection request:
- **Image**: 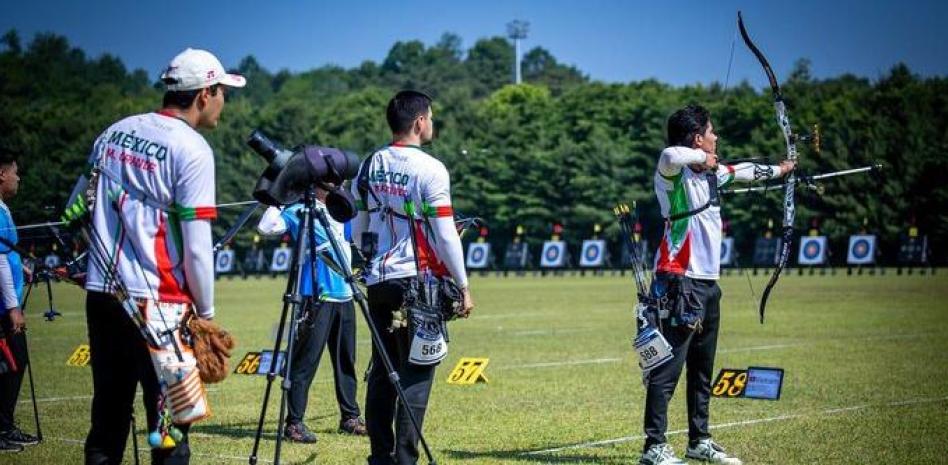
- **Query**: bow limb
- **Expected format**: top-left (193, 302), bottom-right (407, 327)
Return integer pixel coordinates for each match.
top-left (738, 11), bottom-right (800, 323)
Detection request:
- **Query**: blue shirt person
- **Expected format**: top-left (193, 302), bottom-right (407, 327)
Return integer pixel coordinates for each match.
top-left (256, 198), bottom-right (367, 441)
top-left (257, 202), bottom-right (353, 301)
top-left (0, 155), bottom-right (38, 449)
top-left (0, 201), bottom-right (23, 317)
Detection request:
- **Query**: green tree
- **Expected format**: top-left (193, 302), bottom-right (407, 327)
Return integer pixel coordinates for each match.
top-left (2, 30), bottom-right (945, 263)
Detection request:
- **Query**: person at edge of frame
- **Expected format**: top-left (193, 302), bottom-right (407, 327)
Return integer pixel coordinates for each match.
top-left (350, 90), bottom-right (475, 465)
top-left (0, 151), bottom-right (38, 453)
top-left (82, 48), bottom-right (245, 465)
top-left (255, 185), bottom-right (368, 444)
top-left (638, 104), bottom-right (795, 465)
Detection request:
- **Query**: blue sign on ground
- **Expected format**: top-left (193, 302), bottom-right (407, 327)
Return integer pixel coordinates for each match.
top-left (257, 350), bottom-right (287, 375)
top-left (743, 366), bottom-right (784, 400)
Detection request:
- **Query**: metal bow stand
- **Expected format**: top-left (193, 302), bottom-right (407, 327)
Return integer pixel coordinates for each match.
top-left (248, 189), bottom-right (436, 465)
top-left (0, 233), bottom-right (70, 446)
top-left (12, 272), bottom-right (48, 444)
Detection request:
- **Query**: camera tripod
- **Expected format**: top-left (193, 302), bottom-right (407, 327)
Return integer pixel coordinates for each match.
top-left (248, 189), bottom-right (437, 465)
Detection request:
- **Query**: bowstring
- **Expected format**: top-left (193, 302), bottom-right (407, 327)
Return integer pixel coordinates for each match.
top-left (723, 20), bottom-right (738, 95)
top-left (721, 13), bottom-right (767, 311)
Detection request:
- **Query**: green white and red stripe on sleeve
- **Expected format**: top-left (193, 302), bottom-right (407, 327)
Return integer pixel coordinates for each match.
top-left (174, 203), bottom-right (217, 221)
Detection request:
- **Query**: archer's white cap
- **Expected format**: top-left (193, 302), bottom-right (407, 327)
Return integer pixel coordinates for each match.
top-left (160, 48), bottom-right (246, 91)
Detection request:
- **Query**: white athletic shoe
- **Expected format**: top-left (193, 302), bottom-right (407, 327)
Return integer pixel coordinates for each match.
top-left (639, 443), bottom-right (687, 465)
top-left (685, 439), bottom-right (743, 465)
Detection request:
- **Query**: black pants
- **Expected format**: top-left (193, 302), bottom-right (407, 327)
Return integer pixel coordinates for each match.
top-left (287, 299), bottom-right (361, 424)
top-left (0, 314), bottom-right (27, 433)
top-left (643, 277), bottom-right (721, 451)
top-left (365, 279), bottom-right (436, 465)
top-left (84, 291), bottom-right (191, 465)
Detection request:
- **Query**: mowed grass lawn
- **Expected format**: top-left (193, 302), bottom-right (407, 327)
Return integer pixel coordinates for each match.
top-left (11, 271), bottom-right (948, 464)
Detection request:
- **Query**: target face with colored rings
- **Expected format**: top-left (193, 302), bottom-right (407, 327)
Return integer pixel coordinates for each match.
top-left (585, 244), bottom-right (600, 261)
top-left (467, 243), bottom-right (490, 268)
top-left (271, 248), bottom-right (291, 271)
top-left (580, 240), bottom-right (606, 267)
top-left (216, 250), bottom-right (235, 273)
top-left (541, 241), bottom-right (566, 267)
top-left (546, 246), bottom-right (560, 261)
top-left (803, 241), bottom-right (822, 259)
top-left (852, 239), bottom-right (870, 259)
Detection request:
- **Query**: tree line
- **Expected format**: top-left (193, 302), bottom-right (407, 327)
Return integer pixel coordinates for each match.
top-left (1, 30), bottom-right (944, 263)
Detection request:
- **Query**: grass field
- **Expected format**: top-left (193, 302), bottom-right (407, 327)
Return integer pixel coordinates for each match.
top-left (10, 271), bottom-right (948, 464)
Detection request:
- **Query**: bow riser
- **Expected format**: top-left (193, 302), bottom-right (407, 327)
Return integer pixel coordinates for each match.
top-left (775, 102), bottom-right (799, 162)
top-left (776, 102), bottom-right (799, 230)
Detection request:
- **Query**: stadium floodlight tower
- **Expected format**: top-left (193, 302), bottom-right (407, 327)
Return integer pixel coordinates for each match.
top-left (507, 19), bottom-right (529, 84)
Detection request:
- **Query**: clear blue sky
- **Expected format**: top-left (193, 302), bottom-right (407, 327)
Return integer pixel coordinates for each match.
top-left (2, 0), bottom-right (946, 88)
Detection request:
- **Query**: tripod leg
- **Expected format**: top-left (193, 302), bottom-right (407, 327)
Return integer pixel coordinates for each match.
top-left (17, 278), bottom-right (41, 441)
top-left (248, 299), bottom-right (296, 465)
top-left (131, 414), bottom-right (140, 465)
top-left (354, 294), bottom-right (437, 465)
top-left (313, 207), bottom-right (439, 464)
top-left (21, 334), bottom-right (41, 441)
top-left (21, 277), bottom-right (34, 309)
top-left (273, 303), bottom-right (303, 464)
top-left (249, 199), bottom-right (314, 465)
top-left (43, 275), bottom-right (60, 320)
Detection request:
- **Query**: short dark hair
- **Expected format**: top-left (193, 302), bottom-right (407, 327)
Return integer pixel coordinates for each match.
top-left (667, 104), bottom-right (711, 147)
top-left (162, 84), bottom-right (221, 109)
top-left (386, 90), bottom-right (432, 135)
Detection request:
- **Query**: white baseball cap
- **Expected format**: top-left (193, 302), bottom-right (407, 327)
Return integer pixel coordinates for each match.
top-left (160, 48), bottom-right (246, 91)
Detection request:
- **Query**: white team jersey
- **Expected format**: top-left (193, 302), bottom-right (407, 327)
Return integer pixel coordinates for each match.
top-left (351, 144), bottom-right (455, 286)
top-left (85, 111), bottom-right (217, 302)
top-left (654, 147), bottom-right (736, 280)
